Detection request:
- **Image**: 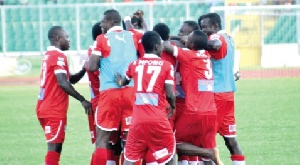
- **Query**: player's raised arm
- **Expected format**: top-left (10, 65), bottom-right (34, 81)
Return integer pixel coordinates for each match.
top-left (69, 65), bottom-right (86, 84)
top-left (56, 73), bottom-right (92, 114)
top-left (163, 40), bottom-right (175, 54)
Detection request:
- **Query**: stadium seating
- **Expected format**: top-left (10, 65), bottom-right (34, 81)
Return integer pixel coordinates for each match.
top-left (2, 2), bottom-right (212, 51)
top-left (264, 15), bottom-right (297, 44)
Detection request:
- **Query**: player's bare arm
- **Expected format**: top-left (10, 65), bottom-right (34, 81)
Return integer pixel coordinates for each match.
top-left (163, 41), bottom-right (175, 54)
top-left (123, 16), bottom-right (134, 30)
top-left (114, 72), bottom-right (130, 86)
top-left (69, 65), bottom-right (86, 84)
top-left (88, 55), bottom-right (100, 72)
top-left (165, 83), bottom-right (175, 119)
top-left (55, 73), bottom-right (92, 114)
top-left (205, 39), bottom-right (222, 51)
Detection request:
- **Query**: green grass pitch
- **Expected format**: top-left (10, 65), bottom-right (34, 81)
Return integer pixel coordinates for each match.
top-left (0, 78), bottom-right (299, 164)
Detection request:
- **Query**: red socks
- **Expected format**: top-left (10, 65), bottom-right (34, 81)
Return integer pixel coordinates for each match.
top-left (93, 148), bottom-right (108, 165)
top-left (188, 156), bottom-right (198, 165)
top-left (45, 151), bottom-right (60, 165)
top-left (178, 155), bottom-right (189, 165)
top-left (231, 155), bottom-right (245, 165)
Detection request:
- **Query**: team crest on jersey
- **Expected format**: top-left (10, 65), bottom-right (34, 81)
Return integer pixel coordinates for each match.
top-left (57, 57), bottom-right (65, 66)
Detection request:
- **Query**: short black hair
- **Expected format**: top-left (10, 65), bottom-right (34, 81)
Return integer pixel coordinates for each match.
top-left (183, 20), bottom-right (200, 31)
top-left (153, 23), bottom-right (170, 41)
top-left (104, 9), bottom-right (121, 24)
top-left (92, 22), bottom-right (102, 41)
top-left (142, 31), bottom-right (161, 53)
top-left (198, 13), bottom-right (222, 29)
top-left (131, 16), bottom-right (142, 29)
top-left (191, 30), bottom-right (208, 50)
top-left (48, 26), bottom-right (63, 41)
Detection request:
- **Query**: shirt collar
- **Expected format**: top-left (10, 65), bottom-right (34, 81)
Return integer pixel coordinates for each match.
top-left (107, 26), bottom-right (123, 33)
top-left (47, 46), bottom-right (64, 53)
top-left (143, 53), bottom-right (160, 58)
top-left (217, 30), bottom-right (227, 34)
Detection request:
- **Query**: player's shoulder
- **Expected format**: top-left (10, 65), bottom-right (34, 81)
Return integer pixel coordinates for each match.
top-left (96, 33), bottom-right (107, 41)
top-left (46, 46), bottom-right (65, 58)
top-left (209, 33), bottom-right (223, 40)
top-left (196, 50), bottom-right (210, 58)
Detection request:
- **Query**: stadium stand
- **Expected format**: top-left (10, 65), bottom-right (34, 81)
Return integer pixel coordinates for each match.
top-left (264, 15), bottom-right (296, 44)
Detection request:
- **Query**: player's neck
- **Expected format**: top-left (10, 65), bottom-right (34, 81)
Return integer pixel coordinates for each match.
top-left (50, 43), bottom-right (62, 51)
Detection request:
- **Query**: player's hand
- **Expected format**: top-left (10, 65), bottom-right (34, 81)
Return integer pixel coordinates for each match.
top-left (234, 71), bottom-right (240, 81)
top-left (81, 100), bottom-right (92, 115)
top-left (114, 72), bottom-right (123, 86)
top-left (166, 106), bottom-right (175, 119)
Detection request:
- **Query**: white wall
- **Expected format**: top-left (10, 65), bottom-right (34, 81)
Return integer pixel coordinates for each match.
top-left (261, 44), bottom-right (300, 68)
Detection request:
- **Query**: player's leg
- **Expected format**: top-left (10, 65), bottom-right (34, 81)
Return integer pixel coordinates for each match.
top-left (174, 98), bottom-right (189, 165)
top-left (120, 87), bottom-right (135, 165)
top-left (199, 114), bottom-right (221, 165)
top-left (124, 124), bottom-right (147, 165)
top-left (217, 100), bottom-right (245, 165)
top-left (93, 89), bottom-right (122, 165)
top-left (147, 123), bottom-right (176, 165)
top-left (39, 118), bottom-right (67, 165)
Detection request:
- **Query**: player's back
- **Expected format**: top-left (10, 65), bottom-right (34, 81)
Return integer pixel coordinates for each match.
top-left (129, 54), bottom-right (174, 125)
top-left (183, 50), bottom-right (215, 114)
top-left (36, 46), bottom-right (70, 118)
top-left (99, 30), bottom-right (137, 91)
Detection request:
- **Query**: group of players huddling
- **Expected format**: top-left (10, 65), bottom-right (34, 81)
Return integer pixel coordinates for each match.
top-left (36, 8), bottom-right (245, 165)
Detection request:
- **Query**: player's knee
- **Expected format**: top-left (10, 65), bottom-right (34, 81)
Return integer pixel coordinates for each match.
top-left (47, 143), bottom-right (63, 153)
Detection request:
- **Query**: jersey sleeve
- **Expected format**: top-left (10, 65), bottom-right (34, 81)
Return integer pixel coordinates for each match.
top-left (164, 62), bottom-right (175, 85)
top-left (125, 61), bottom-right (134, 80)
top-left (128, 29), bottom-right (145, 57)
top-left (91, 34), bottom-right (110, 58)
top-left (51, 53), bottom-right (68, 75)
top-left (173, 46), bottom-right (191, 65)
top-left (208, 34), bottom-right (227, 60)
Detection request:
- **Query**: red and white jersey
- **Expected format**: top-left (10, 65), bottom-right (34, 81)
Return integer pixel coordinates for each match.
top-left (36, 46), bottom-right (70, 118)
top-left (173, 46), bottom-right (216, 114)
top-left (92, 26), bottom-right (144, 58)
top-left (86, 46), bottom-right (100, 105)
top-left (207, 31), bottom-right (228, 60)
top-left (126, 54), bottom-right (175, 124)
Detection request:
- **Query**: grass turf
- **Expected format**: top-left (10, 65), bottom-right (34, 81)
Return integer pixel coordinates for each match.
top-left (0, 78), bottom-right (299, 164)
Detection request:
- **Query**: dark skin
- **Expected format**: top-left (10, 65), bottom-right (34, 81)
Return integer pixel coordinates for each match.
top-left (88, 14), bottom-right (118, 72)
top-left (200, 17), bottom-right (243, 155)
top-left (116, 41), bottom-right (176, 165)
top-left (163, 32), bottom-right (223, 165)
top-left (88, 13), bottom-right (129, 153)
top-left (48, 29), bottom-right (92, 154)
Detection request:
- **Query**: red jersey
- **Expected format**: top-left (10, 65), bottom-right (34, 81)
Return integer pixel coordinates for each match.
top-left (92, 26), bottom-right (144, 58)
top-left (173, 46), bottom-right (216, 114)
top-left (36, 46), bottom-right (70, 118)
top-left (86, 46), bottom-right (100, 105)
top-left (208, 32), bottom-right (234, 101)
top-left (126, 54), bottom-right (175, 124)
